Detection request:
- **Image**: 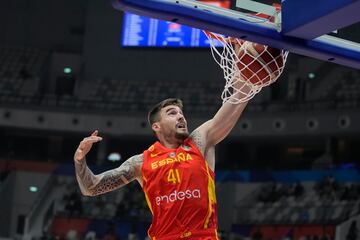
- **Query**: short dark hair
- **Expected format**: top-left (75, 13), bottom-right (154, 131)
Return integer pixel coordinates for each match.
top-left (148, 98), bottom-right (183, 126)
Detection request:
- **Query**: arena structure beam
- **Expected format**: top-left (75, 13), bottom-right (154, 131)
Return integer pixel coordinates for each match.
top-left (281, 0), bottom-right (360, 39)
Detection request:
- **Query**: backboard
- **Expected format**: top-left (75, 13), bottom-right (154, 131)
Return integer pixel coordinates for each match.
top-left (111, 0), bottom-right (360, 69)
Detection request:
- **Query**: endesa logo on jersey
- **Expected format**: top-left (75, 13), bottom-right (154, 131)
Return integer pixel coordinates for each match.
top-left (155, 189), bottom-right (201, 205)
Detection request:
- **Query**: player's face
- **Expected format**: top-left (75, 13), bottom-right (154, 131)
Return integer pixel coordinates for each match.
top-left (157, 105), bottom-right (189, 140)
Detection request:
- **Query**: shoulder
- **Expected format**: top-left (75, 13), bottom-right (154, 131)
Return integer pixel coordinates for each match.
top-left (121, 154), bottom-right (144, 172)
top-left (190, 120), bottom-right (213, 146)
top-left (143, 142), bottom-right (158, 155)
top-left (128, 153), bottom-right (144, 165)
top-left (125, 154), bottom-right (144, 182)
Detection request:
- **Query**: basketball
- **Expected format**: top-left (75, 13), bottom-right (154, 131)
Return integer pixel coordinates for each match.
top-left (236, 41), bottom-right (285, 86)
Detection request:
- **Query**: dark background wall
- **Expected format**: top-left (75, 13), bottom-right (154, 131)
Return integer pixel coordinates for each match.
top-left (0, 0), bottom-right (86, 51)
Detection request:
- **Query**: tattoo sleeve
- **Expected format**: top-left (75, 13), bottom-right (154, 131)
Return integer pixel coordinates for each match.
top-left (74, 154), bottom-right (143, 196)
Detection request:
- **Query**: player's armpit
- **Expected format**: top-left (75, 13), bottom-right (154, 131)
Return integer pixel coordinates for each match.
top-left (190, 124), bottom-right (216, 170)
top-left (190, 121), bottom-right (211, 154)
top-left (75, 154), bottom-right (143, 196)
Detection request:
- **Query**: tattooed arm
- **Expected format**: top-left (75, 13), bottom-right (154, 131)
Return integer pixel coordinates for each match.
top-left (74, 154), bottom-right (143, 196)
top-left (73, 130), bottom-right (143, 196)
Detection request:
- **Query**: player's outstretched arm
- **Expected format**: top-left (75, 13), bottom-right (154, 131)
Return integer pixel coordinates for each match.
top-left (75, 154), bottom-right (143, 196)
top-left (206, 96), bottom-right (249, 145)
top-left (74, 130), bottom-right (143, 196)
top-left (191, 80), bottom-right (251, 151)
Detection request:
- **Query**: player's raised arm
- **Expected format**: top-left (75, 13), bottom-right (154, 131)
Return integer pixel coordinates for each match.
top-left (74, 130), bottom-right (143, 196)
top-left (207, 97), bottom-right (249, 145)
top-left (191, 79), bottom-right (251, 152)
top-left (192, 36), bottom-right (287, 149)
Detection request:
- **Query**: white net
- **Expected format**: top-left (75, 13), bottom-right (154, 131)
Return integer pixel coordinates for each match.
top-left (204, 31), bottom-right (289, 104)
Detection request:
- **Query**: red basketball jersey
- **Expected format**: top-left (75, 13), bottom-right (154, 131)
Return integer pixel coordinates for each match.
top-left (142, 138), bottom-right (218, 240)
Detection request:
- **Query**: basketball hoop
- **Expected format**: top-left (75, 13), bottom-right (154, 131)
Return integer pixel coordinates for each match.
top-left (204, 31), bottom-right (289, 104)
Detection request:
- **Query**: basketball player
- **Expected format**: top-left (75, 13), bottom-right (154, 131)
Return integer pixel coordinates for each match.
top-left (74, 86), bottom-right (250, 239)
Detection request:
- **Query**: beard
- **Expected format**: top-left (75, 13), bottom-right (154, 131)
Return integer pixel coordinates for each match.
top-left (175, 130), bottom-right (189, 140)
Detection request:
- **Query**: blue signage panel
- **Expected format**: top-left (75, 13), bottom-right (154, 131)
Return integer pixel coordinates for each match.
top-left (121, 12), bottom-right (222, 47)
